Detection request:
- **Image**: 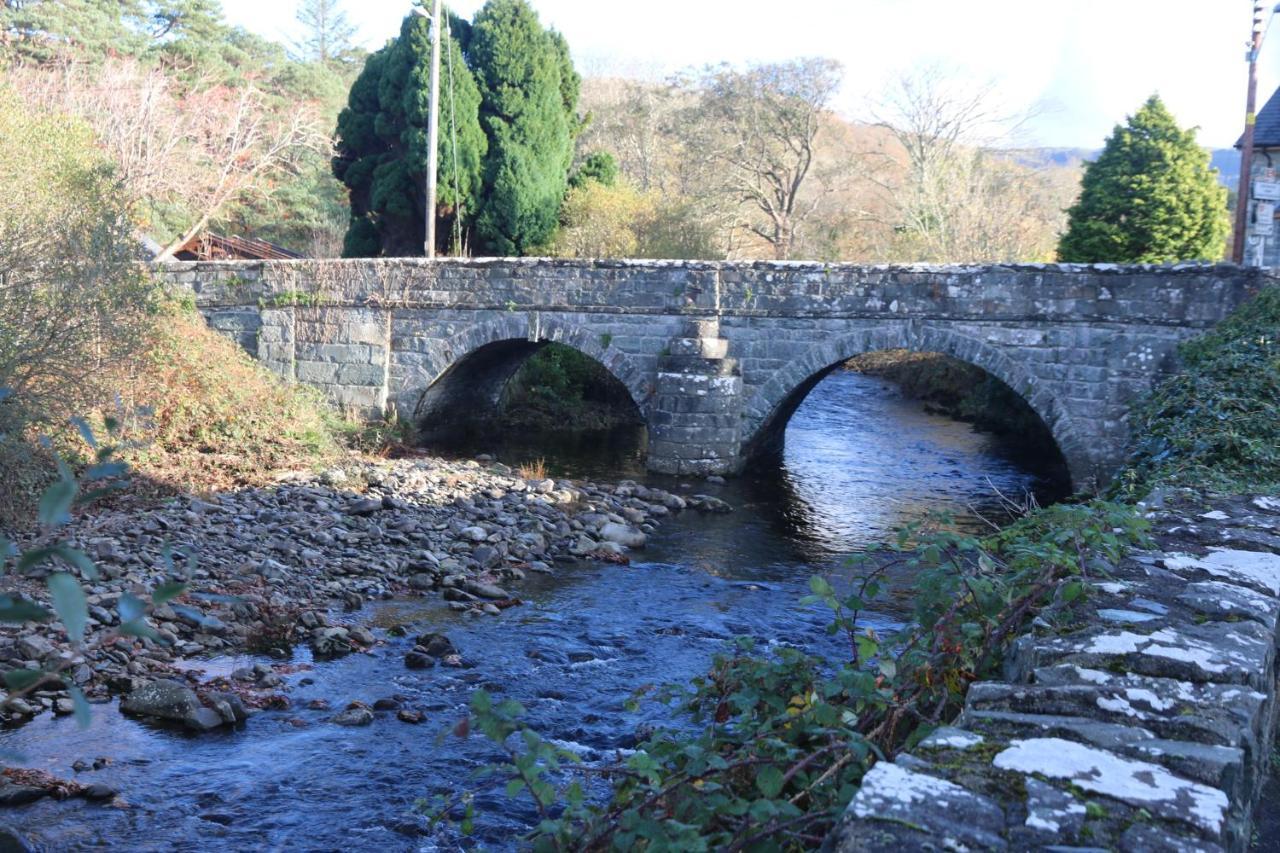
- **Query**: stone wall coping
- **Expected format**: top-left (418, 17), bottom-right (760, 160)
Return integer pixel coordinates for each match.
top-left (827, 491), bottom-right (1280, 853)
top-left (151, 257), bottom-right (1267, 277)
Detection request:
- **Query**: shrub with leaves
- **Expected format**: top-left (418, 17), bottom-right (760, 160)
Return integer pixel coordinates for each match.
top-left (0, 86), bottom-right (155, 436)
top-left (431, 500), bottom-right (1148, 850)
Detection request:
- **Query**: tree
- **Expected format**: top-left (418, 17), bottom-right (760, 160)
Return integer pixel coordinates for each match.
top-left (333, 10), bottom-right (486, 256)
top-left (1058, 95), bottom-right (1229, 263)
top-left (470, 0), bottom-right (579, 255)
top-left (675, 59), bottom-right (843, 260)
top-left (293, 0), bottom-right (357, 64)
top-left (0, 0), bottom-right (149, 62)
top-left (871, 66), bottom-right (1073, 263)
top-left (0, 87), bottom-right (153, 432)
top-left (570, 150), bottom-right (618, 188)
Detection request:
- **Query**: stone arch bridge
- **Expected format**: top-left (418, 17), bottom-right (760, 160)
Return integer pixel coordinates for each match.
top-left (158, 258), bottom-right (1265, 490)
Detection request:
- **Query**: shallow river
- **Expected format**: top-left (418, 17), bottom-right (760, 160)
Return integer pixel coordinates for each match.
top-left (0, 371), bottom-right (1068, 851)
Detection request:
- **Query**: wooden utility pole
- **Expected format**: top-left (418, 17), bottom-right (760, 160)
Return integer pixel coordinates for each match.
top-left (1234, 3), bottom-right (1272, 264)
top-left (414, 1), bottom-right (443, 258)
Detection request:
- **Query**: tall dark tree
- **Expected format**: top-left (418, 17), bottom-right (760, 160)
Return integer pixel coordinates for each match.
top-left (293, 0), bottom-right (357, 64)
top-left (469, 0), bottom-right (579, 255)
top-left (332, 10), bottom-right (486, 257)
top-left (1058, 95), bottom-right (1229, 263)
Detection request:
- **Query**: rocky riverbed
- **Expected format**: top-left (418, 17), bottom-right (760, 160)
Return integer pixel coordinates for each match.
top-left (0, 454), bottom-right (729, 741)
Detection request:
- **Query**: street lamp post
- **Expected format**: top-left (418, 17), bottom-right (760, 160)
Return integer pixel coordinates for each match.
top-left (1233, 3), bottom-right (1280, 264)
top-left (412, 1), bottom-right (442, 258)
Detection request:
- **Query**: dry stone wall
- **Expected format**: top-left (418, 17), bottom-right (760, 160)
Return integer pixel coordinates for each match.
top-left (156, 258), bottom-right (1266, 487)
top-left (827, 491), bottom-right (1280, 852)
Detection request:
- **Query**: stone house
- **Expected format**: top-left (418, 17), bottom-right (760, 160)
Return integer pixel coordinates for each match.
top-left (1238, 86), bottom-right (1280, 266)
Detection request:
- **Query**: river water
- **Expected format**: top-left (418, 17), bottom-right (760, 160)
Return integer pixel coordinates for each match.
top-left (0, 370), bottom-right (1068, 851)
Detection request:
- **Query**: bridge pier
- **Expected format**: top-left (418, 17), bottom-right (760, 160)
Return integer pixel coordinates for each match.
top-left (647, 318), bottom-right (744, 476)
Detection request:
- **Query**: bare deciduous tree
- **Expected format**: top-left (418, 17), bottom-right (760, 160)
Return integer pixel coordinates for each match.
top-left (868, 65), bottom-right (1072, 263)
top-left (677, 58), bottom-right (845, 260)
top-left (9, 57), bottom-right (325, 258)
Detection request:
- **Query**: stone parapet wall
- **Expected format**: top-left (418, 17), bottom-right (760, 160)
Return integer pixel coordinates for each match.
top-left (828, 491), bottom-right (1280, 852)
top-left (162, 258), bottom-right (1256, 326)
top-left (154, 259), bottom-right (1270, 485)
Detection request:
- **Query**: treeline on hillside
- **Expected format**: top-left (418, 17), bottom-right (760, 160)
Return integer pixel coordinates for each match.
top-left (565, 65), bottom-right (1082, 263)
top-left (0, 0), bottom-right (362, 256)
top-left (1, 0), bottom-right (1228, 267)
top-left (336, 23), bottom-right (1085, 264)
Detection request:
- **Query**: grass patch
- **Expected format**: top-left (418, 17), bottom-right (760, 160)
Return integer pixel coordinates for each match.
top-left (1, 304), bottom-right (352, 527)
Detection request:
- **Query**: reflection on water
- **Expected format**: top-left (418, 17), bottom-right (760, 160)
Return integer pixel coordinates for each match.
top-left (0, 368), bottom-right (1069, 851)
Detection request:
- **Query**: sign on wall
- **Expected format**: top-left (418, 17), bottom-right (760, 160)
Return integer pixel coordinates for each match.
top-left (1255, 202), bottom-right (1276, 235)
top-left (1253, 180), bottom-right (1280, 201)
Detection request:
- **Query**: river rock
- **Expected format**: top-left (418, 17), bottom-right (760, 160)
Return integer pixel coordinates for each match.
top-left (0, 784), bottom-right (46, 807)
top-left (348, 626), bottom-right (376, 647)
top-left (343, 498), bottom-right (383, 516)
top-left (690, 495), bottom-right (732, 514)
top-left (17, 636), bottom-right (55, 661)
top-left (415, 633), bottom-right (458, 658)
top-left (463, 580), bottom-right (509, 600)
top-left (332, 705), bottom-right (374, 727)
top-left (404, 650), bottom-right (434, 669)
top-left (121, 680), bottom-right (203, 723)
top-left (599, 522), bottom-right (646, 549)
top-left (310, 626), bottom-right (352, 658)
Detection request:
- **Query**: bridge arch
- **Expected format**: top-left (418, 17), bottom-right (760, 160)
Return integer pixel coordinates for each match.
top-left (741, 323), bottom-right (1091, 489)
top-left (406, 315), bottom-right (652, 435)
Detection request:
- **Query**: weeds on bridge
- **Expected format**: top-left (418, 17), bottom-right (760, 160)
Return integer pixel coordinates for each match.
top-left (428, 500), bottom-right (1148, 850)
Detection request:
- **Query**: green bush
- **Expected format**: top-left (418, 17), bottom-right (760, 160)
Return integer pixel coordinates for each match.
top-left (1117, 285), bottom-right (1280, 496)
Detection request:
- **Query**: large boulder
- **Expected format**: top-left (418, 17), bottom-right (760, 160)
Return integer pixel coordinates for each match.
top-left (599, 522), bottom-right (646, 549)
top-left (121, 680), bottom-right (238, 732)
top-left (120, 680), bottom-right (202, 723)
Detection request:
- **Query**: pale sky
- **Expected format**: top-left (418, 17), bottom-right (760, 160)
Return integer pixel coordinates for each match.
top-left (222, 0), bottom-right (1280, 150)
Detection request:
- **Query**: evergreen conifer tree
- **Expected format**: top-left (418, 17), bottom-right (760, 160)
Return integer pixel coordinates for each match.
top-left (469, 0), bottom-right (579, 255)
top-left (1058, 95), bottom-right (1229, 263)
top-left (293, 0), bottom-right (358, 64)
top-left (332, 10), bottom-right (486, 256)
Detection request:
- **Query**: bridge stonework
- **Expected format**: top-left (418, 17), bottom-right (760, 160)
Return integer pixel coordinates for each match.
top-left (157, 259), bottom-right (1266, 489)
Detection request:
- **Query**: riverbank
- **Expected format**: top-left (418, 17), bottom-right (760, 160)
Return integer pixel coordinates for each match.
top-left (0, 454), bottom-right (719, 735)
